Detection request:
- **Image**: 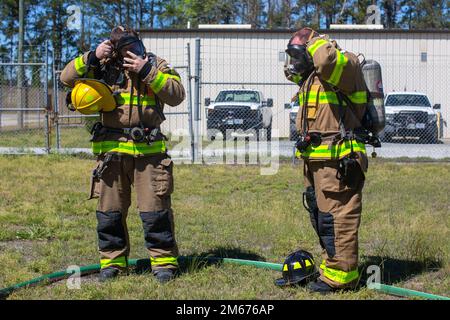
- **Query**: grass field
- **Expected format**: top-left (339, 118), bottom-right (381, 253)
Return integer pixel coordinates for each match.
top-left (0, 155), bottom-right (449, 300)
top-left (1, 126), bottom-right (92, 148)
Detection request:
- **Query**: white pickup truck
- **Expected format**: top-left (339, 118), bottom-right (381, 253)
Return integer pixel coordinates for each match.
top-left (380, 92), bottom-right (442, 144)
top-left (205, 89), bottom-right (273, 140)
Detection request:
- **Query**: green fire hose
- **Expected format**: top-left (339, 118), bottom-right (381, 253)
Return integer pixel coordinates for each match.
top-left (0, 256), bottom-right (448, 300)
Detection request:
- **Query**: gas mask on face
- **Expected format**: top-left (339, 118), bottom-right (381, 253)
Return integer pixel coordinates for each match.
top-left (104, 35), bottom-right (147, 86)
top-left (285, 44), bottom-right (314, 80)
top-left (115, 35), bottom-right (146, 66)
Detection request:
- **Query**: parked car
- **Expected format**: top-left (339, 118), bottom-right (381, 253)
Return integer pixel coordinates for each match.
top-left (380, 92), bottom-right (441, 143)
top-left (205, 89), bottom-right (273, 140)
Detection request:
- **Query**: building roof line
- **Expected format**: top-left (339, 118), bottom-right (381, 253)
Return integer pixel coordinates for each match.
top-left (138, 28), bottom-right (450, 34)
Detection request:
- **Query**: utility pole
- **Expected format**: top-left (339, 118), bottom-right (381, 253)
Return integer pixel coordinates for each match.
top-left (17, 0), bottom-right (24, 128)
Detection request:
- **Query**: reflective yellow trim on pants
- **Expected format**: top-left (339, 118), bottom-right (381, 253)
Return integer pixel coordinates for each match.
top-left (100, 256), bottom-right (127, 269)
top-left (92, 140), bottom-right (166, 156)
top-left (150, 256), bottom-right (178, 267)
top-left (299, 91), bottom-right (367, 106)
top-left (296, 140), bottom-right (366, 159)
top-left (320, 261), bottom-right (359, 284)
top-left (150, 70), bottom-right (181, 94)
top-left (115, 93), bottom-right (156, 106)
top-left (74, 55), bottom-right (87, 76)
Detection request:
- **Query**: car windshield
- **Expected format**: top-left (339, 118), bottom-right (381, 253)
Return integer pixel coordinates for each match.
top-left (215, 91), bottom-right (260, 103)
top-left (385, 94), bottom-right (431, 107)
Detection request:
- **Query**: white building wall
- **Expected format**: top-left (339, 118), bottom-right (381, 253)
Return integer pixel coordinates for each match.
top-left (141, 30), bottom-right (450, 138)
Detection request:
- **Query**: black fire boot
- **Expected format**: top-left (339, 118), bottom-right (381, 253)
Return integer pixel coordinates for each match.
top-left (99, 266), bottom-right (121, 282)
top-left (152, 268), bottom-right (176, 283)
top-left (307, 279), bottom-right (336, 294)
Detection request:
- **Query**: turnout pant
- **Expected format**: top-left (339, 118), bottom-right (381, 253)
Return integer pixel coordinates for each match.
top-left (303, 157), bottom-right (366, 289)
top-left (90, 153), bottom-right (179, 271)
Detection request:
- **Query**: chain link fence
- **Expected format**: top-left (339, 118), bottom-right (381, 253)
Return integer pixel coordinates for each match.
top-left (0, 61), bottom-right (50, 154)
top-left (1, 32), bottom-right (449, 161)
top-left (192, 35), bottom-right (450, 161)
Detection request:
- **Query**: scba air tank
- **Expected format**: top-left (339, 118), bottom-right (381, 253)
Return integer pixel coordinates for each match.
top-left (362, 59), bottom-right (386, 134)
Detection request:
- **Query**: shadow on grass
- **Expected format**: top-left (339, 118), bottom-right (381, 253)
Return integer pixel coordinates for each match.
top-left (134, 247), bottom-right (266, 276)
top-left (358, 255), bottom-right (443, 287)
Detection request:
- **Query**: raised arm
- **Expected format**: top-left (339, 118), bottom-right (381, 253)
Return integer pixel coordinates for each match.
top-left (141, 56), bottom-right (186, 107)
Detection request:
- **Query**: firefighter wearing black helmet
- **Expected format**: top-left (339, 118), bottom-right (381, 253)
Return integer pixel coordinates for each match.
top-left (284, 27), bottom-right (369, 293)
top-left (60, 26), bottom-right (185, 283)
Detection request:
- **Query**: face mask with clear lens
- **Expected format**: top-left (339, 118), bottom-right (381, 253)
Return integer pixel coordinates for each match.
top-left (285, 44), bottom-right (313, 77)
top-left (122, 40), bottom-right (145, 58)
top-left (116, 36), bottom-right (146, 62)
top-left (285, 55), bottom-right (302, 75)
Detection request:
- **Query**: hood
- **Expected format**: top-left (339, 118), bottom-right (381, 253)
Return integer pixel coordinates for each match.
top-left (208, 101), bottom-right (261, 110)
top-left (385, 105), bottom-right (435, 115)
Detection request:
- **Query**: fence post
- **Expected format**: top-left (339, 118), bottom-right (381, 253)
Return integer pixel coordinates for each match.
top-left (193, 38), bottom-right (201, 163)
top-left (53, 49), bottom-right (61, 150)
top-left (186, 42), bottom-right (195, 163)
top-left (44, 41), bottom-right (50, 154)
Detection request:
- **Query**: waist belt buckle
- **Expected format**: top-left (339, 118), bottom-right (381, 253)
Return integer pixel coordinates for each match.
top-left (129, 127), bottom-right (146, 142)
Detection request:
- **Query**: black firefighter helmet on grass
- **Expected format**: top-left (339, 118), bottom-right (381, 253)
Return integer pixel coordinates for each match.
top-left (275, 250), bottom-right (318, 287)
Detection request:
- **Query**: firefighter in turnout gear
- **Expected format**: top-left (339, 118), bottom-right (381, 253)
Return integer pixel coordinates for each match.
top-left (61, 26), bottom-right (185, 283)
top-left (285, 27), bottom-right (368, 293)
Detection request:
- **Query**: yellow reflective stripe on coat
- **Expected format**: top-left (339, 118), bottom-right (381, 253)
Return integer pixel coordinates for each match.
top-left (299, 91), bottom-right (367, 106)
top-left (348, 91), bottom-right (368, 104)
top-left (320, 261), bottom-right (359, 284)
top-left (307, 39), bottom-right (329, 57)
top-left (74, 55), bottom-right (87, 76)
top-left (100, 256), bottom-right (127, 269)
top-left (92, 140), bottom-right (166, 156)
top-left (150, 256), bottom-right (178, 266)
top-left (328, 49), bottom-right (348, 86)
top-left (297, 140), bottom-right (366, 159)
top-left (299, 91), bottom-right (342, 106)
top-left (150, 70), bottom-right (181, 94)
top-left (115, 93), bottom-right (156, 106)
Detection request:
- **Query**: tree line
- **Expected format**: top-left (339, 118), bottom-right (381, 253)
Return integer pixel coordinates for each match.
top-left (0, 0), bottom-right (448, 70)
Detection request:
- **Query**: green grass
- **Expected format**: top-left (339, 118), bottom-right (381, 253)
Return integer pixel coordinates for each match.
top-left (0, 127), bottom-right (92, 148)
top-left (0, 156), bottom-right (449, 300)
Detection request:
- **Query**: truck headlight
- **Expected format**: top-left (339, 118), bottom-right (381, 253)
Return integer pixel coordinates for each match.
top-left (428, 114), bottom-right (436, 123)
top-left (385, 114), bottom-right (394, 123)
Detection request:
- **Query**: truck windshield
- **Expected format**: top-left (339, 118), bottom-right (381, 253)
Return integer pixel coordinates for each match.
top-left (215, 91), bottom-right (260, 103)
top-left (385, 95), bottom-right (431, 107)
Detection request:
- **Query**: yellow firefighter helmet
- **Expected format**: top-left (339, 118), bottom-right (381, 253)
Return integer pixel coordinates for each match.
top-left (70, 79), bottom-right (116, 114)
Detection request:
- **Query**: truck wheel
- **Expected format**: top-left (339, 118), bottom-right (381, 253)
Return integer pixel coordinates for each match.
top-left (422, 126), bottom-right (438, 144)
top-left (429, 128), bottom-right (439, 144)
top-left (380, 132), bottom-right (392, 142)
